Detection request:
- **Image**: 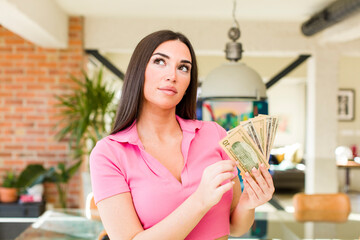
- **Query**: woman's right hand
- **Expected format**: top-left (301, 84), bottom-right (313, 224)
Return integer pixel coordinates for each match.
top-left (193, 160), bottom-right (237, 211)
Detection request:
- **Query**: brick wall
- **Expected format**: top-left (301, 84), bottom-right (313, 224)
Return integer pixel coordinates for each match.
top-left (0, 17), bottom-right (86, 208)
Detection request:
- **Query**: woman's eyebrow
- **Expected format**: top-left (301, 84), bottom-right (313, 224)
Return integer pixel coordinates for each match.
top-left (152, 52), bottom-right (192, 65)
top-left (153, 52), bottom-right (169, 59)
top-left (181, 59), bottom-right (192, 65)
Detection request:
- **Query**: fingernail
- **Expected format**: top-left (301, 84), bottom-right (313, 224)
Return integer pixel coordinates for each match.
top-left (245, 172), bottom-right (250, 177)
top-left (231, 181), bottom-right (235, 185)
top-left (252, 167), bottom-right (257, 173)
top-left (261, 163), bottom-right (265, 168)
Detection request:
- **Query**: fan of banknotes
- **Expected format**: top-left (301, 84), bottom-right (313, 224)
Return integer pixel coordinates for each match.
top-left (219, 114), bottom-right (279, 176)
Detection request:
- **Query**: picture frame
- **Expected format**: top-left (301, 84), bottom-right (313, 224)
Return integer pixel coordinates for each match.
top-left (199, 99), bottom-right (268, 130)
top-left (338, 89), bottom-right (355, 121)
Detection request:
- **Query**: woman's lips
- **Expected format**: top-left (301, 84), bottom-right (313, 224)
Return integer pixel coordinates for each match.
top-left (158, 87), bottom-right (178, 95)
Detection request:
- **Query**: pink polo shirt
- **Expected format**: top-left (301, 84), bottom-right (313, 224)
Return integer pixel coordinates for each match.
top-left (90, 116), bottom-right (236, 240)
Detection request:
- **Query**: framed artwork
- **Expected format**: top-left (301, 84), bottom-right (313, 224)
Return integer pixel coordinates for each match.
top-left (338, 89), bottom-right (355, 121)
top-left (199, 99), bottom-right (268, 131)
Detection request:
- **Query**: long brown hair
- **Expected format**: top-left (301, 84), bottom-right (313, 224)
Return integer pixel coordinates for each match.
top-left (111, 30), bottom-right (198, 134)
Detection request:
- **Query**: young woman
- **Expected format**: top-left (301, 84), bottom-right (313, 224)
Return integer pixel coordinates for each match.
top-left (90, 30), bottom-right (274, 240)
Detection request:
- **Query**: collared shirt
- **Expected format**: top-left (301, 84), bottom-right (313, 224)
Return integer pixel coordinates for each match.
top-left (90, 116), bottom-right (235, 240)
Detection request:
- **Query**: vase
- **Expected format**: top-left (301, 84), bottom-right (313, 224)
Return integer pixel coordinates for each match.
top-left (0, 187), bottom-right (18, 203)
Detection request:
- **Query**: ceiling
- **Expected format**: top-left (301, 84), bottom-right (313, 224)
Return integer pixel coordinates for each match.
top-left (55, 0), bottom-right (334, 22)
top-left (2, 0), bottom-right (359, 51)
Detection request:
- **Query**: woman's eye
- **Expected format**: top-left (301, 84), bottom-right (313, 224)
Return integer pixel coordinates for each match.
top-left (153, 58), bottom-right (165, 66)
top-left (179, 65), bottom-right (189, 72)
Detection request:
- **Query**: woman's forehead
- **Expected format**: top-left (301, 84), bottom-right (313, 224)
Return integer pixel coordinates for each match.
top-left (152, 40), bottom-right (191, 61)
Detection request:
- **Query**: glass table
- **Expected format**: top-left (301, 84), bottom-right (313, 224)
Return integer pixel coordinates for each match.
top-left (233, 211), bottom-right (360, 239)
top-left (16, 209), bottom-right (360, 239)
top-left (15, 209), bottom-right (104, 239)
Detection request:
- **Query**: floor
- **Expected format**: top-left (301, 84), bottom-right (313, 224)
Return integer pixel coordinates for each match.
top-left (258, 191), bottom-right (360, 213)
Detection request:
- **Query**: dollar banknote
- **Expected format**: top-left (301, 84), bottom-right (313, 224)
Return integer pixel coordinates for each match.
top-left (269, 116), bottom-right (279, 154)
top-left (265, 116), bottom-right (273, 161)
top-left (250, 115), bottom-right (267, 154)
top-left (219, 114), bottom-right (278, 175)
top-left (219, 125), bottom-right (269, 176)
top-left (241, 120), bottom-right (265, 156)
top-left (259, 115), bottom-right (279, 161)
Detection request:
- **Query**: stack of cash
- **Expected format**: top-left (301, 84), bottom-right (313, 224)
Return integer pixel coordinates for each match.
top-left (219, 115), bottom-right (279, 176)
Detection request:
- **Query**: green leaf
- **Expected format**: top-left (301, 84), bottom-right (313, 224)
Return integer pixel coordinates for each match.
top-left (16, 164), bottom-right (47, 189)
top-left (44, 167), bottom-right (59, 183)
top-left (2, 171), bottom-right (18, 188)
top-left (53, 67), bottom-right (117, 165)
top-left (67, 160), bottom-right (82, 179)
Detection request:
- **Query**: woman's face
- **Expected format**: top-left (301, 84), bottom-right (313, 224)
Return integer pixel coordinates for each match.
top-left (143, 40), bottom-right (192, 111)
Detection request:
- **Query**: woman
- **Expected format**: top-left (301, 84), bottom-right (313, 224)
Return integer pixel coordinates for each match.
top-left (90, 30), bottom-right (274, 240)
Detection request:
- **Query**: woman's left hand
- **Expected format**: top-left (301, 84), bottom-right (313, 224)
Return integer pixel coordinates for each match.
top-left (239, 163), bottom-right (275, 210)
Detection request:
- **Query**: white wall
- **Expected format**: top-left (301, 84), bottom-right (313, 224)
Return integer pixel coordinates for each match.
top-left (338, 56), bottom-right (360, 191)
top-left (267, 79), bottom-right (306, 149)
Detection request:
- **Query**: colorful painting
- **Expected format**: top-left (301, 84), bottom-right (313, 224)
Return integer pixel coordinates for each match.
top-left (199, 100), bottom-right (268, 131)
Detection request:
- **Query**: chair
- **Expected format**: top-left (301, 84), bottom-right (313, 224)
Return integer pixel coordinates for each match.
top-left (85, 192), bottom-right (101, 221)
top-left (85, 192), bottom-right (108, 240)
top-left (97, 230), bottom-right (109, 240)
top-left (293, 193), bottom-right (351, 222)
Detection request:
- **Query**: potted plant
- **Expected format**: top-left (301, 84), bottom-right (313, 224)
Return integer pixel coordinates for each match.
top-left (16, 161), bottom-right (82, 208)
top-left (55, 68), bottom-right (117, 162)
top-left (0, 171), bottom-right (18, 203)
top-left (54, 68), bottom-right (117, 207)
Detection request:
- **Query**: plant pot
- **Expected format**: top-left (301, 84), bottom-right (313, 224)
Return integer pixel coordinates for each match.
top-left (0, 187), bottom-right (18, 203)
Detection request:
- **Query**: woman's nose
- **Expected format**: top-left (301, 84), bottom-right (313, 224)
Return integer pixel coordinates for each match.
top-left (165, 67), bottom-right (176, 82)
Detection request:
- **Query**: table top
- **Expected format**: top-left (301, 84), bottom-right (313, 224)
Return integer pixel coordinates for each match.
top-left (238, 211), bottom-right (360, 239)
top-left (16, 208), bottom-right (360, 240)
top-left (15, 209), bottom-right (104, 240)
top-left (337, 160), bottom-right (360, 168)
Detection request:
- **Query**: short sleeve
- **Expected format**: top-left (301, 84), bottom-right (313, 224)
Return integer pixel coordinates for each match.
top-left (213, 122), bottom-right (239, 175)
top-left (90, 139), bottom-right (130, 205)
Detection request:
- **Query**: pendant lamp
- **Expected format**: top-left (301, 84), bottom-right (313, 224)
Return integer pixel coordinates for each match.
top-left (201, 0), bottom-right (267, 101)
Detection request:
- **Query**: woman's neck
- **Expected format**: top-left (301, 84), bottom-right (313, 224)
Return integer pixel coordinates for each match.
top-left (137, 108), bottom-right (181, 142)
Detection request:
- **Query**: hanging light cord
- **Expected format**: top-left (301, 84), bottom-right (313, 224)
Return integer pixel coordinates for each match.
top-left (228, 0), bottom-right (241, 41)
top-left (232, 0), bottom-right (240, 30)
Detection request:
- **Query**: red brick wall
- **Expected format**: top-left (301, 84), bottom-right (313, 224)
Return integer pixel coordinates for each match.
top-left (0, 17), bottom-right (86, 208)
